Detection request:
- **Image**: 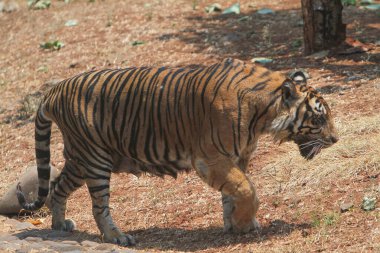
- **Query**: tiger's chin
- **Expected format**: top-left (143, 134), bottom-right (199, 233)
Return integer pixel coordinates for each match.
top-left (293, 136), bottom-right (322, 160)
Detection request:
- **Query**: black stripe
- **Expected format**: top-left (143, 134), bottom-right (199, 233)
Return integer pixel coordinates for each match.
top-left (36, 149), bottom-right (50, 159)
top-left (88, 185), bottom-right (109, 193)
top-left (37, 168), bottom-right (50, 180)
top-left (35, 131), bottom-right (51, 142)
top-left (38, 187), bottom-right (49, 196)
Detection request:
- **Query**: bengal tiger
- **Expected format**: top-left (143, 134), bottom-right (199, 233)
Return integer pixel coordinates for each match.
top-left (16, 58), bottom-right (338, 246)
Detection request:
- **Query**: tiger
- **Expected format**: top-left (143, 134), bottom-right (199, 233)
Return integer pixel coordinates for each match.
top-left (16, 58), bottom-right (338, 246)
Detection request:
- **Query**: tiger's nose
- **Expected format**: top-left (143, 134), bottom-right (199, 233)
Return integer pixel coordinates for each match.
top-left (330, 135), bottom-right (339, 143)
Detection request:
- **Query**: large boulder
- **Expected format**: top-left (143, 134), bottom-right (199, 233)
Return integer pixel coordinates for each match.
top-left (0, 165), bottom-right (60, 214)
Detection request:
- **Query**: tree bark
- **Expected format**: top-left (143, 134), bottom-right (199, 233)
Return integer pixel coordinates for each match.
top-left (301, 0), bottom-right (346, 55)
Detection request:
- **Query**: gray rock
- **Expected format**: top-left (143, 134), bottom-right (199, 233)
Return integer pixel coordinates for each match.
top-left (51, 245), bottom-right (84, 252)
top-left (2, 217), bottom-right (36, 232)
top-left (117, 249), bottom-right (138, 253)
top-left (0, 242), bottom-right (22, 251)
top-left (14, 221), bottom-right (36, 231)
top-left (44, 241), bottom-right (83, 252)
top-left (340, 202), bottom-right (354, 212)
top-left (61, 240), bottom-right (80, 245)
top-left (94, 243), bottom-right (118, 251)
top-left (81, 240), bottom-right (99, 247)
top-left (22, 241), bottom-right (47, 250)
top-left (0, 165), bottom-right (59, 214)
top-left (24, 236), bottom-right (43, 242)
top-left (0, 234), bottom-right (20, 241)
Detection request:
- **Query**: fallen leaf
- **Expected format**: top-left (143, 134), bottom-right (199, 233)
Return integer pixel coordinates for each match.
top-left (222, 3), bottom-right (240, 15)
top-left (257, 8), bottom-right (274, 15)
top-left (308, 50), bottom-right (329, 59)
top-left (363, 4), bottom-right (380, 9)
top-left (205, 3), bottom-right (222, 13)
top-left (65, 19), bottom-right (78, 27)
top-left (26, 218), bottom-right (44, 225)
top-left (251, 57), bottom-right (273, 64)
top-left (336, 38), bottom-right (372, 55)
top-left (237, 16), bottom-right (250, 22)
top-left (37, 66), bottom-right (48, 73)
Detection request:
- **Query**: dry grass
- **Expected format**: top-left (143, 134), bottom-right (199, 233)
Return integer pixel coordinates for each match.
top-left (261, 114), bottom-right (380, 196)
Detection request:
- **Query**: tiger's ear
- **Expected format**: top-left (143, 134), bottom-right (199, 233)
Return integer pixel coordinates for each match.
top-left (288, 70), bottom-right (308, 85)
top-left (281, 79), bottom-right (300, 107)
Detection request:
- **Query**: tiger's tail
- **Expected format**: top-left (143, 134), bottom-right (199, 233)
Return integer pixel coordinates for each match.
top-left (16, 103), bottom-right (52, 211)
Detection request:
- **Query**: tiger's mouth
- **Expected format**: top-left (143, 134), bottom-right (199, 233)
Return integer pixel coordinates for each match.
top-left (293, 136), bottom-right (328, 160)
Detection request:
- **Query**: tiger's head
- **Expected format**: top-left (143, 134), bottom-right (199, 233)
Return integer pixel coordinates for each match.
top-left (271, 71), bottom-right (338, 160)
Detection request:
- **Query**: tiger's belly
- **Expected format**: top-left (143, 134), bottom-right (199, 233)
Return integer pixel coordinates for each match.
top-left (113, 156), bottom-right (193, 178)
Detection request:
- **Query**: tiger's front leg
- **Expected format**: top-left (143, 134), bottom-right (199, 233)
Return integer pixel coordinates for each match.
top-left (221, 155), bottom-right (260, 233)
top-left (85, 169), bottom-right (135, 246)
top-left (194, 159), bottom-right (260, 233)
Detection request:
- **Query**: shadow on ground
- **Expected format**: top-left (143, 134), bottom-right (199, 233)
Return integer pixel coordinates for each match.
top-left (158, 6), bottom-right (379, 78)
top-left (13, 219), bottom-right (310, 251)
top-left (131, 220), bottom-right (311, 251)
top-left (13, 228), bottom-right (100, 243)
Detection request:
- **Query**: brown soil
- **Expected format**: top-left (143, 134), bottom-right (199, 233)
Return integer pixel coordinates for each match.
top-left (0, 0), bottom-right (379, 252)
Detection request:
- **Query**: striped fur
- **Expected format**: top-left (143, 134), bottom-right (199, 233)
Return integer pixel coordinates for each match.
top-left (16, 58), bottom-right (338, 245)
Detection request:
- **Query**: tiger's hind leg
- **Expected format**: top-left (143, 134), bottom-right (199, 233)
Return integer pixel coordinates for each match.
top-left (84, 166), bottom-right (135, 246)
top-left (50, 161), bottom-right (85, 232)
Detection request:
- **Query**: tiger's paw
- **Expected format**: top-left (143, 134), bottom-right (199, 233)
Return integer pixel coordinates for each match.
top-left (252, 218), bottom-right (261, 231)
top-left (230, 218), bottom-right (261, 234)
top-left (223, 220), bottom-right (233, 233)
top-left (52, 219), bottom-right (76, 232)
top-left (104, 232), bottom-right (136, 246)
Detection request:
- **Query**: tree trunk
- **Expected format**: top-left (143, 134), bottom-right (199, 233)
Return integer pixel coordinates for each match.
top-left (301, 0), bottom-right (346, 55)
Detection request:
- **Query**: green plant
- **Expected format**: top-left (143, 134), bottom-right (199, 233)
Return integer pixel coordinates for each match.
top-left (311, 212), bottom-right (339, 227)
top-left (28, 0), bottom-right (51, 9)
top-left (131, 41), bottom-right (145, 46)
top-left (292, 39), bottom-right (303, 49)
top-left (40, 40), bottom-right (64, 50)
top-left (323, 212), bottom-right (339, 226)
top-left (311, 212), bottom-right (321, 227)
top-left (192, 0), bottom-right (198, 10)
top-left (341, 0), bottom-right (356, 6)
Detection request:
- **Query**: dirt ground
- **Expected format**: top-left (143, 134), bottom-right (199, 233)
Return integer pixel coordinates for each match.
top-left (0, 0), bottom-right (379, 252)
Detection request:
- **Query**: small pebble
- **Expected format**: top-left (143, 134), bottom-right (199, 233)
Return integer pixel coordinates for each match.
top-left (340, 202), bottom-right (354, 213)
